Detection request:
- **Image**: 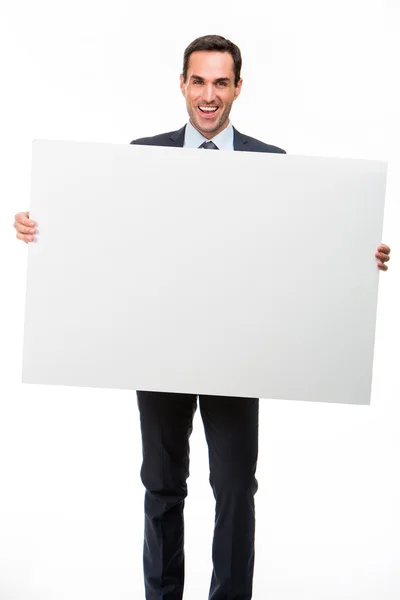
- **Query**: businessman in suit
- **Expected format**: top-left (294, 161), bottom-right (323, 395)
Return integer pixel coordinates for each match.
top-left (14, 35), bottom-right (391, 600)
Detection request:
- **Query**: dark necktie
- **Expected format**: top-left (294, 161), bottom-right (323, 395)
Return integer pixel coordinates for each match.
top-left (198, 140), bottom-right (219, 150)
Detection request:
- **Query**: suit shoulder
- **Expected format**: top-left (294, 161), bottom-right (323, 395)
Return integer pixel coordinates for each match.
top-left (130, 130), bottom-right (178, 146)
top-left (244, 134), bottom-right (286, 154)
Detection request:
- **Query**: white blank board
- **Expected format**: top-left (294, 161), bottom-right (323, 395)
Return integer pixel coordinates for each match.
top-left (22, 140), bottom-right (387, 404)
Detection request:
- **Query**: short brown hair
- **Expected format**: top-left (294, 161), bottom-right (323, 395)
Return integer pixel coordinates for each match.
top-left (182, 35), bottom-right (242, 87)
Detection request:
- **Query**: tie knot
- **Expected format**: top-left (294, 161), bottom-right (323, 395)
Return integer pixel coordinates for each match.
top-left (199, 140), bottom-right (219, 150)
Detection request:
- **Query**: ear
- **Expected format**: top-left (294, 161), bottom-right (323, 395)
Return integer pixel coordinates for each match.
top-left (180, 74), bottom-right (186, 97)
top-left (233, 78), bottom-right (243, 101)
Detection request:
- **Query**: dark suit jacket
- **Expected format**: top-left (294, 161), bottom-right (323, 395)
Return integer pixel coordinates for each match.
top-left (130, 124), bottom-right (286, 154)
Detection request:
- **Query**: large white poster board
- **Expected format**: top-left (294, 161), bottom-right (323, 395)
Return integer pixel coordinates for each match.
top-left (22, 140), bottom-right (387, 404)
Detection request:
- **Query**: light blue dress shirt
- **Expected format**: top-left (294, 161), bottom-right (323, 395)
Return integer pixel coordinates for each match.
top-left (183, 120), bottom-right (234, 151)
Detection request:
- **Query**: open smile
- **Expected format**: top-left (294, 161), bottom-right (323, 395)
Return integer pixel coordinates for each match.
top-left (198, 106), bottom-right (220, 118)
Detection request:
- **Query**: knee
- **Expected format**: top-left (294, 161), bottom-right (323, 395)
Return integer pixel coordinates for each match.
top-left (210, 472), bottom-right (258, 497)
top-left (140, 465), bottom-right (189, 506)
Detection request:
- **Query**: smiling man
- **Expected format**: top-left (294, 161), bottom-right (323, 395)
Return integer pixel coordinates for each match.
top-left (14, 34), bottom-right (391, 600)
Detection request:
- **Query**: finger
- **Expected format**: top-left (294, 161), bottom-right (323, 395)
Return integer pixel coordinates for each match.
top-left (377, 261), bottom-right (388, 271)
top-left (375, 252), bottom-right (390, 262)
top-left (15, 212), bottom-right (35, 227)
top-left (16, 232), bottom-right (35, 243)
top-left (14, 223), bottom-right (36, 234)
top-left (378, 244), bottom-right (391, 253)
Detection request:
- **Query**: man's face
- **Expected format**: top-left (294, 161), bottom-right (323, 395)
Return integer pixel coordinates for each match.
top-left (180, 51), bottom-right (242, 139)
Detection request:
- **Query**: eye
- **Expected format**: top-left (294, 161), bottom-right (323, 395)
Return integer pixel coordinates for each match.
top-left (193, 79), bottom-right (203, 85)
top-left (217, 81), bottom-right (228, 87)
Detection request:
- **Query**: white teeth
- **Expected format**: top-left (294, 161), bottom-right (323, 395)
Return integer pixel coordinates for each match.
top-left (199, 106), bottom-right (218, 112)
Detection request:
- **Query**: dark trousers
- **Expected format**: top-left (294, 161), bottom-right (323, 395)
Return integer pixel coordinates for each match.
top-left (137, 391), bottom-right (259, 600)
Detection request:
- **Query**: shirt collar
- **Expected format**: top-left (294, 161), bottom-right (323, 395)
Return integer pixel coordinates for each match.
top-left (183, 120), bottom-right (234, 151)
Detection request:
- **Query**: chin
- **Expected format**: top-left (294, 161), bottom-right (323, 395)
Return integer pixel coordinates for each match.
top-left (199, 119), bottom-right (222, 132)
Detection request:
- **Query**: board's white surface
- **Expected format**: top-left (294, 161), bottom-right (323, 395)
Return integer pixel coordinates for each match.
top-left (22, 140), bottom-right (386, 404)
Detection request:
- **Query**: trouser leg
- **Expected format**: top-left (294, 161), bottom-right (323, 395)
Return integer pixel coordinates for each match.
top-left (137, 390), bottom-right (197, 600)
top-left (199, 395), bottom-right (259, 600)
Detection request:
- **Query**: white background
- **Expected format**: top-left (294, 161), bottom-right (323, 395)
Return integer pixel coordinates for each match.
top-left (0, 1), bottom-right (399, 598)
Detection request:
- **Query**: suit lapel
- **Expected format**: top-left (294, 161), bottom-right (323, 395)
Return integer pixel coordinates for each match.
top-left (169, 125), bottom-right (186, 147)
top-left (233, 127), bottom-right (248, 151)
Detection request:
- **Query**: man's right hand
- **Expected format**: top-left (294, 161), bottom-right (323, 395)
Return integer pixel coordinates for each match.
top-left (14, 212), bottom-right (36, 243)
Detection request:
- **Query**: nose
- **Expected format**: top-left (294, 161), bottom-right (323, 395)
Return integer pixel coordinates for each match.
top-left (203, 83), bottom-right (216, 103)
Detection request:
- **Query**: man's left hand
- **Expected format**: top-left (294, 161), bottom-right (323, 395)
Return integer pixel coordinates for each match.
top-left (375, 244), bottom-right (391, 271)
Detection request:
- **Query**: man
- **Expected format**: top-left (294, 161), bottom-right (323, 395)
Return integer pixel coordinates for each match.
top-left (14, 35), bottom-right (391, 600)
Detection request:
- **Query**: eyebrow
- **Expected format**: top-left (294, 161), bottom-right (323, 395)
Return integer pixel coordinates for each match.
top-left (190, 75), bottom-right (232, 83)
